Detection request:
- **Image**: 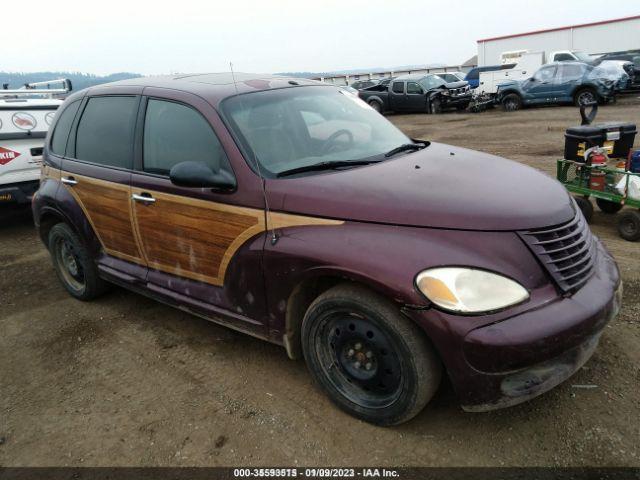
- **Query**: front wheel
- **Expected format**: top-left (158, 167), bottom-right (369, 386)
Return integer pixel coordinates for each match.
top-left (430, 97), bottom-right (442, 114)
top-left (301, 284), bottom-right (441, 426)
top-left (48, 223), bottom-right (110, 300)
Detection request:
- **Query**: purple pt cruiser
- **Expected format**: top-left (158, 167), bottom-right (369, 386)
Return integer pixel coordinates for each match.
top-left (32, 73), bottom-right (622, 425)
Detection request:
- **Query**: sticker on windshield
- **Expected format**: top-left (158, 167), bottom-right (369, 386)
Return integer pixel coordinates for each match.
top-left (12, 112), bottom-right (37, 130)
top-left (0, 147), bottom-right (21, 165)
top-left (45, 112), bottom-right (56, 126)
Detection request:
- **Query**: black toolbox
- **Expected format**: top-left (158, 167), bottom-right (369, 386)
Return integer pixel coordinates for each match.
top-left (564, 122), bottom-right (637, 161)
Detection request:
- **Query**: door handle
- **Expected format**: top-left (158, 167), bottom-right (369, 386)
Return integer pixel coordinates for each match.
top-left (132, 193), bottom-right (156, 204)
top-left (61, 176), bottom-right (77, 185)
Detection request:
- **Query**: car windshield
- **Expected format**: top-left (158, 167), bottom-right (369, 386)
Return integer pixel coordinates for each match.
top-left (222, 86), bottom-right (411, 176)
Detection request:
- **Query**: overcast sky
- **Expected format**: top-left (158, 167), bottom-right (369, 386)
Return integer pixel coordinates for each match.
top-left (4, 0), bottom-right (638, 75)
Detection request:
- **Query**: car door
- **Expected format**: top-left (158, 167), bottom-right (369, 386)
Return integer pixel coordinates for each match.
top-left (557, 64), bottom-right (585, 101)
top-left (522, 65), bottom-right (559, 103)
top-left (405, 81), bottom-right (426, 111)
top-left (59, 92), bottom-right (147, 279)
top-left (129, 91), bottom-right (267, 332)
top-left (389, 81), bottom-right (408, 110)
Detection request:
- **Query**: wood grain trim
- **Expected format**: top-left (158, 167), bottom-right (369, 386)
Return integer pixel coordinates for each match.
top-left (61, 171), bottom-right (145, 264)
top-left (41, 165), bottom-right (61, 180)
top-left (268, 212), bottom-right (344, 230)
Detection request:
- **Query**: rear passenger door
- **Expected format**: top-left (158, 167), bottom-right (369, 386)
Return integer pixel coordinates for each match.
top-left (60, 93), bottom-right (146, 271)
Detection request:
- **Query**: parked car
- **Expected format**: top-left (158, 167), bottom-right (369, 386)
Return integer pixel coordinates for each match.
top-left (465, 64), bottom-right (514, 88)
top-left (595, 50), bottom-right (640, 88)
top-left (34, 73), bottom-right (621, 426)
top-left (593, 59), bottom-right (637, 91)
top-left (359, 74), bottom-right (472, 114)
top-left (0, 80), bottom-right (70, 205)
top-left (496, 62), bottom-right (617, 111)
top-left (349, 79), bottom-right (377, 90)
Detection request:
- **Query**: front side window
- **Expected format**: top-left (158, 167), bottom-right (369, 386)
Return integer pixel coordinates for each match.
top-left (222, 87), bottom-right (410, 176)
top-left (75, 96), bottom-right (137, 168)
top-left (533, 66), bottom-right (556, 82)
top-left (406, 82), bottom-right (423, 94)
top-left (142, 99), bottom-right (232, 176)
top-left (50, 100), bottom-right (81, 156)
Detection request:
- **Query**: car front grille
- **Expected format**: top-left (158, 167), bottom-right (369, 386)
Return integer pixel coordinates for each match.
top-left (450, 85), bottom-right (470, 96)
top-left (518, 213), bottom-right (596, 293)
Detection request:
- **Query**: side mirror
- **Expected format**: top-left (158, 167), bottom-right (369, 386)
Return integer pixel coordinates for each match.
top-left (169, 161), bottom-right (236, 191)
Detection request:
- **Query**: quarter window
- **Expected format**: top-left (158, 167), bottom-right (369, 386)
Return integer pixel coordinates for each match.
top-left (142, 99), bottom-right (232, 176)
top-left (50, 100), bottom-right (80, 156)
top-left (75, 96), bottom-right (138, 168)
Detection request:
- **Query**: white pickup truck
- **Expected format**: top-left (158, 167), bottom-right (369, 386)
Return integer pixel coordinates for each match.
top-left (0, 80), bottom-right (70, 205)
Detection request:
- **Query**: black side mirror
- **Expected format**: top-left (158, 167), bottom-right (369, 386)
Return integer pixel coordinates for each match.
top-left (169, 161), bottom-right (236, 191)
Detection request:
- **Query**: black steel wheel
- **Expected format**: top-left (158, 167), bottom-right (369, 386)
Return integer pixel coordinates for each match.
top-left (617, 210), bottom-right (640, 242)
top-left (574, 196), bottom-right (594, 223)
top-left (302, 284), bottom-right (441, 426)
top-left (502, 93), bottom-right (522, 112)
top-left (596, 198), bottom-right (623, 214)
top-left (48, 223), bottom-right (110, 300)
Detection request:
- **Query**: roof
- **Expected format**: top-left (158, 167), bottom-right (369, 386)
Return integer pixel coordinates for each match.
top-left (85, 73), bottom-right (324, 105)
top-left (394, 73), bottom-right (436, 81)
top-left (477, 15), bottom-right (640, 43)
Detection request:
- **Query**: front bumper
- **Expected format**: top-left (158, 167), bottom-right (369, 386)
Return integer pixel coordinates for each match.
top-left (405, 239), bottom-right (621, 411)
top-left (0, 180), bottom-right (39, 204)
top-left (442, 94), bottom-right (472, 108)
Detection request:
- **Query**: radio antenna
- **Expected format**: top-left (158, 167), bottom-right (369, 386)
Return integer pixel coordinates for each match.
top-left (230, 61), bottom-right (277, 245)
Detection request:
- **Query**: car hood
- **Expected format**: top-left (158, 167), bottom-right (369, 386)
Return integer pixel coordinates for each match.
top-left (265, 142), bottom-right (575, 231)
top-left (443, 80), bottom-right (468, 89)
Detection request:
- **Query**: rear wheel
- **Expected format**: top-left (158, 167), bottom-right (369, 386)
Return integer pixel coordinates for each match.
top-left (301, 284), bottom-right (441, 426)
top-left (502, 93), bottom-right (522, 112)
top-left (596, 198), bottom-right (623, 214)
top-left (368, 100), bottom-right (382, 113)
top-left (574, 88), bottom-right (597, 107)
top-left (617, 210), bottom-right (640, 242)
top-left (574, 196), bottom-right (594, 223)
top-left (48, 223), bottom-right (109, 300)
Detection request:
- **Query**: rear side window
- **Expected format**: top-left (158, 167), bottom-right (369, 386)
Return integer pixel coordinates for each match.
top-left (142, 99), bottom-right (232, 176)
top-left (391, 82), bottom-right (404, 94)
top-left (75, 96), bottom-right (138, 169)
top-left (50, 100), bottom-right (80, 156)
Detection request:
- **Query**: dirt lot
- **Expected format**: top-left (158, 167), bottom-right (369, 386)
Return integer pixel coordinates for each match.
top-left (1, 97), bottom-right (639, 467)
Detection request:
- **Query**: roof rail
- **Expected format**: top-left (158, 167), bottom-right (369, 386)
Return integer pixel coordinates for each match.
top-left (1, 78), bottom-right (72, 98)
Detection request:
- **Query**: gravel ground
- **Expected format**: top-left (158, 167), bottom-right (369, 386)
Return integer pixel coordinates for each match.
top-left (1, 96), bottom-right (639, 467)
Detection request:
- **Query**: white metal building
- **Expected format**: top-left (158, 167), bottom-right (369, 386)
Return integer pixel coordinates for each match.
top-left (477, 15), bottom-right (640, 66)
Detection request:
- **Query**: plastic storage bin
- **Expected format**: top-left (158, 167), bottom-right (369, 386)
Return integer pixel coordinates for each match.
top-left (564, 122), bottom-right (637, 161)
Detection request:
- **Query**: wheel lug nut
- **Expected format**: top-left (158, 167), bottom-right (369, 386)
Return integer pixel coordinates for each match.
top-left (355, 342), bottom-right (362, 350)
top-left (365, 362), bottom-right (372, 370)
top-left (354, 361), bottom-right (361, 369)
top-left (365, 351), bottom-right (373, 359)
top-left (347, 349), bottom-right (355, 357)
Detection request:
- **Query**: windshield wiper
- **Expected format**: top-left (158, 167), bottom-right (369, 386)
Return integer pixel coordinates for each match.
top-left (277, 160), bottom-right (381, 178)
top-left (384, 141), bottom-right (429, 158)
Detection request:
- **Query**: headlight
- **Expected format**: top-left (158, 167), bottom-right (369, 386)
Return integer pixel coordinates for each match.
top-left (415, 267), bottom-right (529, 313)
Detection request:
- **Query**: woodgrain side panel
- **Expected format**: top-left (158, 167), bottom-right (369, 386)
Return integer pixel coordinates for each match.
top-left (41, 165), bottom-right (61, 180)
top-left (133, 190), bottom-right (265, 285)
top-left (62, 173), bottom-right (143, 263)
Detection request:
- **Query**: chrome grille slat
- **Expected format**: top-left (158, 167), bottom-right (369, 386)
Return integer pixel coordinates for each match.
top-left (518, 213), bottom-right (596, 294)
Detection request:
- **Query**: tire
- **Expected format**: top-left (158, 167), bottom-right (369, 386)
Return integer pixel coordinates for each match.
top-left (48, 223), bottom-right (110, 300)
top-left (301, 283), bottom-right (441, 426)
top-left (502, 93), bottom-right (522, 112)
top-left (368, 100), bottom-right (382, 113)
top-left (574, 196), bottom-right (594, 223)
top-left (617, 210), bottom-right (640, 242)
top-left (430, 97), bottom-right (442, 114)
top-left (574, 88), bottom-right (597, 107)
top-left (596, 198), bottom-right (623, 214)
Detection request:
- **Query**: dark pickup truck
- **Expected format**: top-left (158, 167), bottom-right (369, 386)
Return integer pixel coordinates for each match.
top-left (358, 73), bottom-right (472, 114)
